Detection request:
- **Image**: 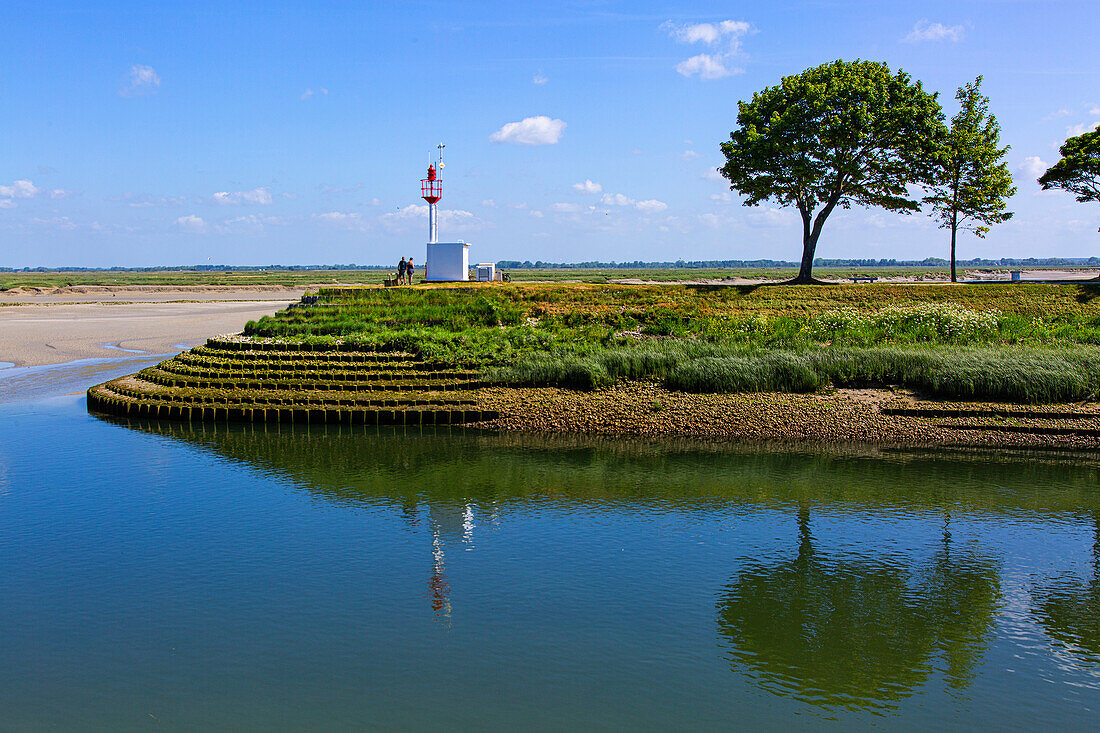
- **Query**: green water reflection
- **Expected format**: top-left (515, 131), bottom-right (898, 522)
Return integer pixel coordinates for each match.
top-left (1032, 511), bottom-right (1100, 659)
top-left (718, 507), bottom-right (1001, 710)
top-left (107, 418), bottom-right (1100, 716)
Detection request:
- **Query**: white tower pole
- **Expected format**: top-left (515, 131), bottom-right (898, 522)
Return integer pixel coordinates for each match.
top-left (429, 201), bottom-right (437, 243)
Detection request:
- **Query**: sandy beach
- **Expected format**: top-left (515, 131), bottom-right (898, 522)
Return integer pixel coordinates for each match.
top-left (0, 288), bottom-right (299, 367)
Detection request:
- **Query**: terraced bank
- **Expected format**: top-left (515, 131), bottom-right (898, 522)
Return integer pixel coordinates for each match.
top-left (87, 336), bottom-right (497, 425)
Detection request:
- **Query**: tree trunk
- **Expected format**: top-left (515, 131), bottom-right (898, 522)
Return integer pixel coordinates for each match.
top-left (793, 210), bottom-right (821, 284)
top-left (950, 211), bottom-right (958, 283)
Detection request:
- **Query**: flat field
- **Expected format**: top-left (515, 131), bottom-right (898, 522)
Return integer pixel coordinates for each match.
top-left (8, 265), bottom-right (1095, 291)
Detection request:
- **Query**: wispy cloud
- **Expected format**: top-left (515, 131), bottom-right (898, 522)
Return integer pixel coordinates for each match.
top-left (120, 65), bottom-right (161, 97)
top-left (702, 167), bottom-right (725, 183)
top-left (532, 73), bottom-right (548, 85)
top-left (300, 87), bottom-right (328, 100)
top-left (903, 20), bottom-right (964, 43)
top-left (212, 187), bottom-right (273, 205)
top-left (1067, 120), bottom-right (1100, 137)
top-left (664, 20), bottom-right (751, 80)
top-left (489, 116), bottom-right (566, 145)
top-left (600, 192), bottom-right (668, 213)
top-left (175, 214), bottom-right (207, 234)
top-left (572, 179), bottom-right (602, 194)
top-left (379, 204), bottom-right (481, 231)
top-left (315, 211), bottom-right (367, 231)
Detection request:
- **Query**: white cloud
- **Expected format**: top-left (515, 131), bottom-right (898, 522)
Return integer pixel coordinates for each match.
top-left (0, 179), bottom-right (40, 199)
top-left (681, 150), bottom-right (702, 160)
top-left (572, 179), bottom-right (603, 194)
top-left (532, 73), bottom-right (548, 85)
top-left (1042, 109), bottom-right (1072, 122)
top-left (1067, 121), bottom-right (1100, 137)
top-left (481, 198), bottom-right (497, 208)
top-left (315, 211), bottom-right (367, 231)
top-left (903, 20), bottom-right (964, 43)
top-left (1018, 156), bottom-right (1048, 178)
top-left (665, 20), bottom-right (750, 47)
top-left (176, 214), bottom-right (207, 234)
top-left (0, 199), bottom-right (15, 209)
top-left (212, 187), bottom-right (273, 205)
top-left (636, 199), bottom-right (668, 213)
top-left (529, 210), bottom-right (544, 218)
top-left (600, 193), bottom-right (667, 213)
top-left (710, 192), bottom-right (733, 203)
top-left (216, 214), bottom-right (287, 233)
top-left (31, 216), bottom-right (77, 230)
top-left (550, 202), bottom-right (583, 213)
top-left (1091, 106), bottom-right (1100, 116)
top-left (746, 207), bottom-right (794, 228)
top-left (300, 87), bottom-right (328, 100)
top-left (702, 167), bottom-right (725, 183)
top-left (379, 204), bottom-right (481, 231)
top-left (601, 193), bottom-right (635, 207)
top-left (676, 54), bottom-right (740, 79)
top-left (120, 64), bottom-right (161, 96)
top-left (49, 189), bottom-right (73, 199)
top-left (489, 116), bottom-right (566, 145)
top-left (665, 19), bottom-right (751, 80)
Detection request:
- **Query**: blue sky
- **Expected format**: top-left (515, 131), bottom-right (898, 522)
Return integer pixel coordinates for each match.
top-left (1, 0), bottom-right (1097, 267)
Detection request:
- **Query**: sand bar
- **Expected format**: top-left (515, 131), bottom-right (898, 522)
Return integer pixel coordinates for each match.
top-left (0, 295), bottom-right (295, 367)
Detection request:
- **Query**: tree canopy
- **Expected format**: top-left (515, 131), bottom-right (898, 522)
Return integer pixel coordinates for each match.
top-left (1039, 127), bottom-right (1100, 204)
top-left (923, 76), bottom-right (1015, 282)
top-left (719, 59), bottom-right (943, 283)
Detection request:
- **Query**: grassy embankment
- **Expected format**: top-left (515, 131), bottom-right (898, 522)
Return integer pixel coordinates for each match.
top-left (242, 283), bottom-right (1100, 404)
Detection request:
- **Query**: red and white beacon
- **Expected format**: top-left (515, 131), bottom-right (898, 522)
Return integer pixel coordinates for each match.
top-left (422, 143), bottom-right (470, 281)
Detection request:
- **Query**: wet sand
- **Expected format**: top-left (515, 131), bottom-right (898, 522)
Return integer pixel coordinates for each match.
top-left (0, 296), bottom-right (295, 367)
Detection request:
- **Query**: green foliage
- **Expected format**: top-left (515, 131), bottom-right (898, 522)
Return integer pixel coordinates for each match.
top-left (1039, 127), bottom-right (1100, 204)
top-left (923, 77), bottom-right (1016, 281)
top-left (719, 59), bottom-right (944, 282)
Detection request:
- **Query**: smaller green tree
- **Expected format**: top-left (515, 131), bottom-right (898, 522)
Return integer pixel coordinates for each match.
top-left (1039, 127), bottom-right (1100, 205)
top-left (923, 77), bottom-right (1015, 283)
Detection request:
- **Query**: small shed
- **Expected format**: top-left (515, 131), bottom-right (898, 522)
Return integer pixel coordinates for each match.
top-left (426, 242), bottom-right (470, 281)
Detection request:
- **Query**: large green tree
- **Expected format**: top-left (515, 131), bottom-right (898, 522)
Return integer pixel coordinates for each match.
top-left (1039, 127), bottom-right (1100, 205)
top-left (719, 60), bottom-right (944, 283)
top-left (923, 77), bottom-right (1015, 283)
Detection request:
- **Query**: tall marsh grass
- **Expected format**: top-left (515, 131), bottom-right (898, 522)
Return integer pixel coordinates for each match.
top-left (493, 343), bottom-right (1100, 403)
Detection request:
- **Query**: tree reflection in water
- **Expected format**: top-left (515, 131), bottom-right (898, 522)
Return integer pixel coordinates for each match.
top-left (717, 506), bottom-right (1001, 711)
top-left (100, 419), bottom-right (1100, 706)
top-left (1032, 511), bottom-right (1100, 660)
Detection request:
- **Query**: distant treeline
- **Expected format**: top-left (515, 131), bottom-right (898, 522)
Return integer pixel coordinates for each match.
top-left (0, 264), bottom-right (390, 273)
top-left (494, 257), bottom-right (1100, 269)
top-left (3, 257), bottom-right (1099, 273)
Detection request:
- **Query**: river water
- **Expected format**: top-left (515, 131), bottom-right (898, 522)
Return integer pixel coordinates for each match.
top-left (1, 365), bottom-right (1099, 730)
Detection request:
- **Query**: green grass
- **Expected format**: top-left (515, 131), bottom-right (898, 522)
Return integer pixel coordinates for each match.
top-left (237, 282), bottom-right (1100, 403)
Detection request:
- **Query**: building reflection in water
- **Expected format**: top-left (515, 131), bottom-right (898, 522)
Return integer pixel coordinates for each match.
top-left (424, 503), bottom-right (477, 625)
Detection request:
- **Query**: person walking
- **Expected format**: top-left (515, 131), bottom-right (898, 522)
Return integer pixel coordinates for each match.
top-left (397, 257), bottom-right (407, 285)
top-left (406, 258), bottom-right (415, 285)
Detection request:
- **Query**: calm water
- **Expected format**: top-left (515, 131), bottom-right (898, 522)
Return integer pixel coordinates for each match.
top-left (1, 390), bottom-right (1099, 730)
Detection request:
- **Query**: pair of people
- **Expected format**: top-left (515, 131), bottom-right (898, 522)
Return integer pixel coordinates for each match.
top-left (397, 257), bottom-right (417, 285)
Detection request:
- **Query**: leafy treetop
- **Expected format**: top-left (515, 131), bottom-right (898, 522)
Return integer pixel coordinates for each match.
top-left (720, 59), bottom-right (944, 282)
top-left (1039, 127), bottom-right (1100, 204)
